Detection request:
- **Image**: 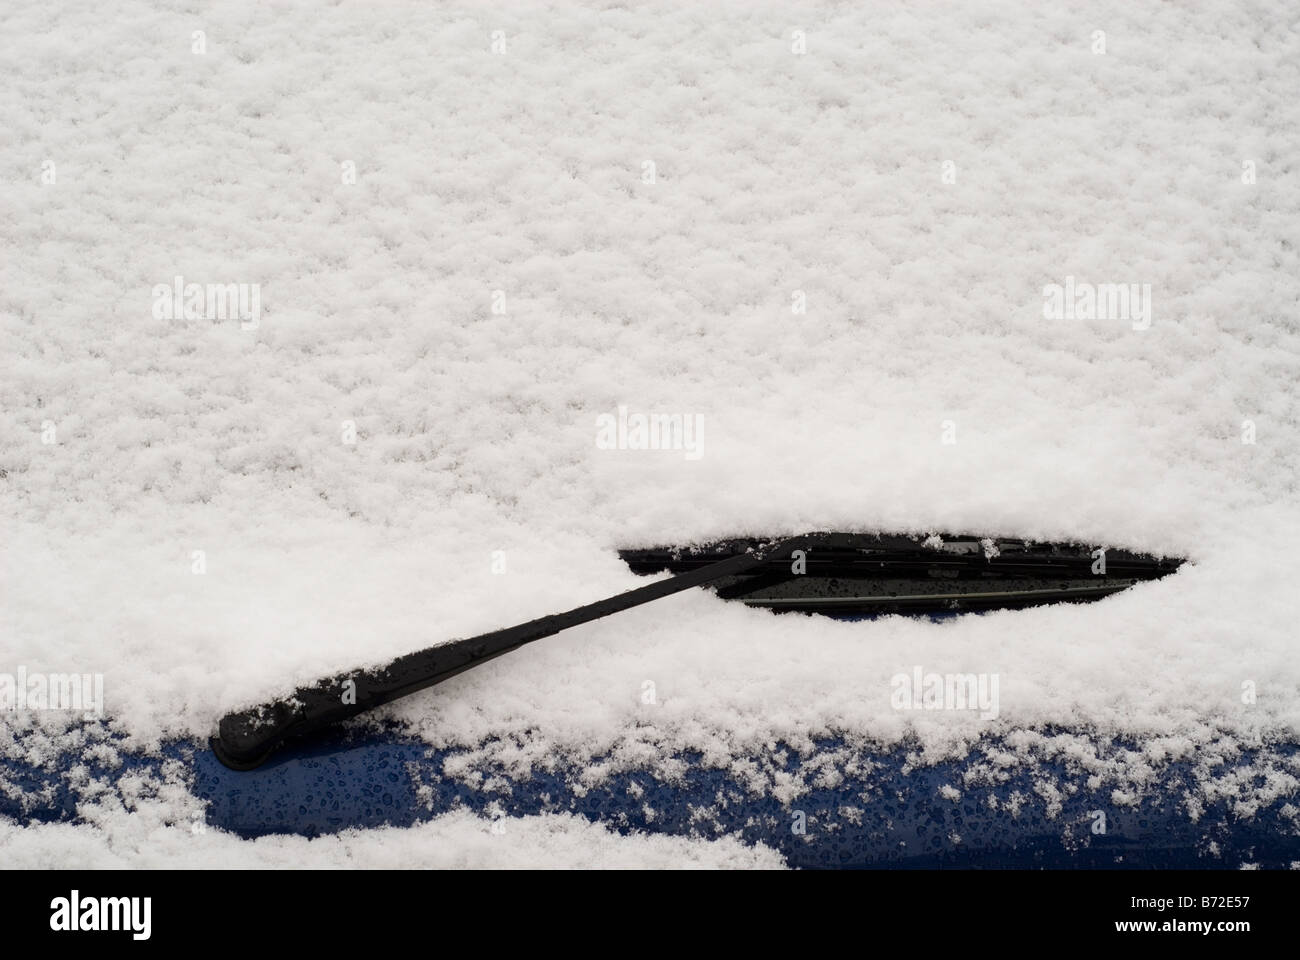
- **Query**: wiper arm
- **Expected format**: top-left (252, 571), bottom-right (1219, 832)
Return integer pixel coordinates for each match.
top-left (213, 535), bottom-right (812, 770)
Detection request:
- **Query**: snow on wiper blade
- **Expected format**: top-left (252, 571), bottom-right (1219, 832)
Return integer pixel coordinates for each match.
top-left (618, 533), bottom-right (1184, 615)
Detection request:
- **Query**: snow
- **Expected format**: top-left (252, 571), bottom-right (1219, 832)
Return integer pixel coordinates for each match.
top-left (2, 0), bottom-right (1299, 866)
top-left (0, 809), bottom-right (784, 869)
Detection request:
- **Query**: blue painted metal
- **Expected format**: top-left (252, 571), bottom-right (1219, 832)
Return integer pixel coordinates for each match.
top-left (6, 725), bottom-right (1298, 867)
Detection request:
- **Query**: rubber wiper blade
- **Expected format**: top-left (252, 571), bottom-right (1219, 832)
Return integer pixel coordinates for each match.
top-left (619, 533), bottom-right (1183, 616)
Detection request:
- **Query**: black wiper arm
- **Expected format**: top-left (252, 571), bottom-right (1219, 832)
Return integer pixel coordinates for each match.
top-left (212, 535), bottom-right (812, 770)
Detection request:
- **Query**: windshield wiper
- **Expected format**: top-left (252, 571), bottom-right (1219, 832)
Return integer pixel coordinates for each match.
top-left (213, 533), bottom-right (1183, 770)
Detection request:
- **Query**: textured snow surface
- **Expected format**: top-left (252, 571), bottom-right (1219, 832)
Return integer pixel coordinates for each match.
top-left (0, 808), bottom-right (783, 869)
top-left (2, 0), bottom-right (1299, 866)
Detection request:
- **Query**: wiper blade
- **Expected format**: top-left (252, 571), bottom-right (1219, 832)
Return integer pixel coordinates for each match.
top-left (620, 533), bottom-right (1183, 616)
